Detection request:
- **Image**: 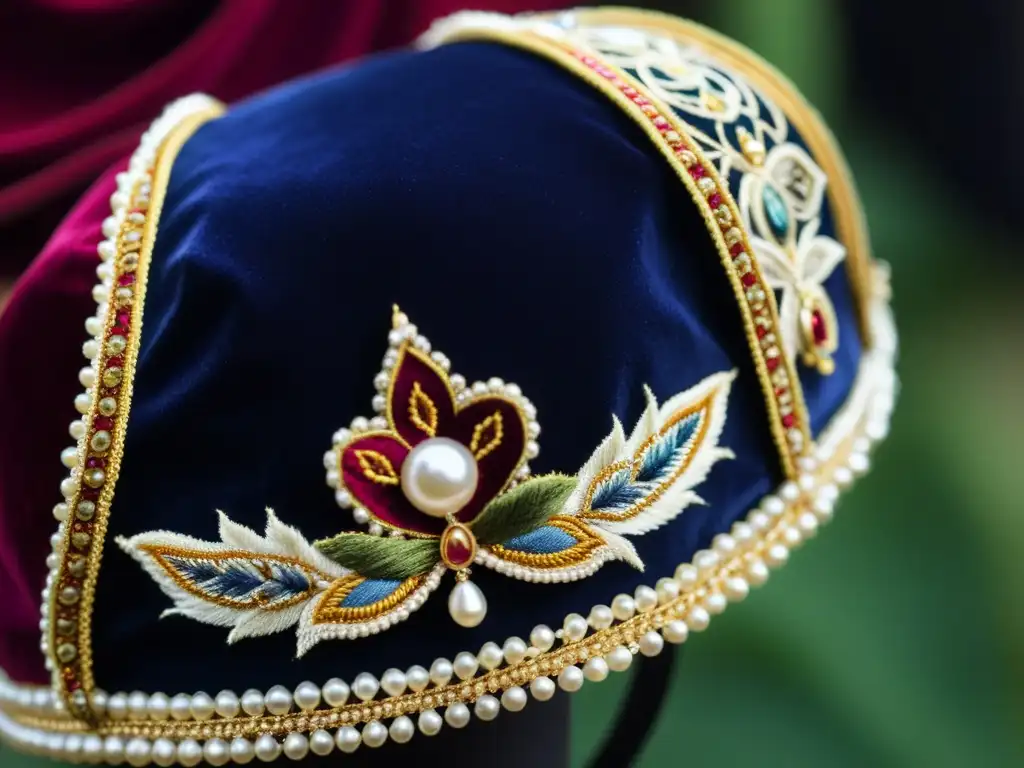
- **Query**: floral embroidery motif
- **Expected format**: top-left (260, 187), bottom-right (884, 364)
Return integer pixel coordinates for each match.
top-left (545, 18), bottom-right (844, 373)
top-left (119, 309), bottom-right (735, 651)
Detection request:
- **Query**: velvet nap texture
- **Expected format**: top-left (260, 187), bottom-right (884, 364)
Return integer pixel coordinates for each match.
top-left (0, 0), bottom-right (568, 684)
top-left (1, 40), bottom-right (860, 689)
top-left (0, 0), bottom-right (567, 275)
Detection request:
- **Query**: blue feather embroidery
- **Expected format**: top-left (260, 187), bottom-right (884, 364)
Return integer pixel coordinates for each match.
top-left (590, 466), bottom-right (646, 512)
top-left (341, 579), bottom-right (403, 608)
top-left (165, 555), bottom-right (311, 605)
top-left (502, 526), bottom-right (577, 555)
top-left (635, 412), bottom-right (700, 483)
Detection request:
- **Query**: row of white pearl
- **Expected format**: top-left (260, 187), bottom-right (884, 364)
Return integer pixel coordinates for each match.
top-left (39, 95), bottom-right (223, 680)
top-left (5, 338), bottom-right (894, 761)
top-left (295, 566), bottom-right (445, 652)
top-left (474, 544), bottom-right (616, 583)
top-left (325, 316), bottom-right (541, 534)
top-left (11, 362), bottom-right (893, 728)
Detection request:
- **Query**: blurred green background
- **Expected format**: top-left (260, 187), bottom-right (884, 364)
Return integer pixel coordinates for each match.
top-left (4, 0), bottom-right (1021, 766)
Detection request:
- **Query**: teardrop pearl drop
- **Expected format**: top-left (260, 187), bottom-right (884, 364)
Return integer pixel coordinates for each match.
top-left (448, 580), bottom-right (487, 628)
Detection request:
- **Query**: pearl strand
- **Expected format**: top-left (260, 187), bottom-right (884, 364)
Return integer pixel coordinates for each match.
top-left (3, 301), bottom-right (894, 760)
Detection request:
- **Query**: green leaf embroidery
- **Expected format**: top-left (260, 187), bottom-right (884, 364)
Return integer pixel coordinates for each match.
top-left (314, 534), bottom-right (440, 579)
top-left (470, 474), bottom-right (576, 545)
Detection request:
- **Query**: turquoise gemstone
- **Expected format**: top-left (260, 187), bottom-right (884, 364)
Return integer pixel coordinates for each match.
top-left (762, 185), bottom-right (790, 240)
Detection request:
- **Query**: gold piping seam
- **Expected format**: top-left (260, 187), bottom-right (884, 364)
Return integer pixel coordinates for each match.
top-left (2, 391), bottom-right (873, 740)
top-left (435, 25), bottom-right (809, 476)
top-left (49, 104), bottom-right (225, 721)
top-left (558, 7), bottom-right (874, 346)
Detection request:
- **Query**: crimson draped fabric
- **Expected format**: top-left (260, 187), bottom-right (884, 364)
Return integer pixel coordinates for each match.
top-left (0, 0), bottom-right (566, 683)
top-left (0, 0), bottom-right (565, 275)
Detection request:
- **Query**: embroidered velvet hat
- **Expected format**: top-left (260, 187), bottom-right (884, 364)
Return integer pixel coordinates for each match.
top-left (0, 7), bottom-right (897, 765)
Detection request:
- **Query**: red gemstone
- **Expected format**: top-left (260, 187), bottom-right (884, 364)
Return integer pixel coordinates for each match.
top-left (775, 387), bottom-right (788, 397)
top-left (445, 538), bottom-right (472, 568)
top-left (741, 273), bottom-right (756, 287)
top-left (118, 274), bottom-right (135, 286)
top-left (93, 417), bottom-right (113, 430)
top-left (81, 489), bottom-right (99, 501)
top-left (689, 165), bottom-right (705, 179)
top-left (767, 357), bottom-right (780, 371)
top-left (811, 309), bottom-right (828, 344)
top-left (756, 326), bottom-right (768, 339)
top-left (622, 87), bottom-right (637, 97)
top-left (634, 97), bottom-right (650, 106)
top-left (106, 357), bottom-right (123, 369)
top-left (441, 525), bottom-right (476, 569)
top-left (652, 116), bottom-right (669, 130)
top-left (86, 457), bottom-right (105, 468)
top-left (708, 193), bottom-right (722, 209)
top-left (117, 312), bottom-right (131, 327)
top-left (729, 243), bottom-right (744, 257)
top-left (782, 414), bottom-right (795, 428)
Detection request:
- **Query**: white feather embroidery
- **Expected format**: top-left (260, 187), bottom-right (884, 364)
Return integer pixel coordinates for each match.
top-left (116, 509), bottom-right (346, 644)
top-left (565, 370), bottom-right (736, 540)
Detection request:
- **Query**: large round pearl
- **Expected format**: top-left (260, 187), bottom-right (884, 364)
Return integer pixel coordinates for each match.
top-left (401, 438), bottom-right (478, 517)
top-left (448, 579), bottom-right (487, 628)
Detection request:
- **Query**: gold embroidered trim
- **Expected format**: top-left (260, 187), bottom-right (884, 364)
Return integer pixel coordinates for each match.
top-left (490, 516), bottom-right (604, 568)
top-left (354, 449), bottom-right (400, 486)
top-left (138, 545), bottom-right (325, 612)
top-left (1, 391), bottom-right (874, 741)
top-left (433, 24), bottom-right (809, 476)
top-left (583, 395), bottom-right (711, 523)
top-left (46, 104), bottom-right (224, 720)
top-left (408, 382), bottom-right (438, 438)
top-left (469, 411), bottom-right (504, 459)
top-left (385, 345), bottom-right (456, 449)
top-left (312, 575), bottom-right (425, 624)
top-left (561, 7), bottom-right (874, 346)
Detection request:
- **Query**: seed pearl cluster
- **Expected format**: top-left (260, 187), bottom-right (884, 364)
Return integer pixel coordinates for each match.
top-left (325, 311), bottom-right (541, 532)
top-left (38, 94), bottom-right (222, 706)
top-left (3, 341), bottom-right (891, 763)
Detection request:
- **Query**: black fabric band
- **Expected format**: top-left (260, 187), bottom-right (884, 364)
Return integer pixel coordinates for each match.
top-left (587, 645), bottom-right (680, 767)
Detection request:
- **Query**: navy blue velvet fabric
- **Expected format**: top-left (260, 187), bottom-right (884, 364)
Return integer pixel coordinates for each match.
top-left (93, 41), bottom-right (860, 692)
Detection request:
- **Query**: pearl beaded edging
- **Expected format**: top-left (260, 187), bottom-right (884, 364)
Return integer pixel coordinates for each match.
top-left (38, 95), bottom-right (225, 717)
top-left (2, 15), bottom-right (895, 759)
top-left (2, 284), bottom-right (894, 762)
top-left (325, 310), bottom-right (541, 535)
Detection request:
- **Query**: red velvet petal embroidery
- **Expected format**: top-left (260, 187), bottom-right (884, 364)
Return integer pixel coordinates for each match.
top-left (387, 346), bottom-right (456, 449)
top-left (340, 432), bottom-right (444, 536)
top-left (446, 396), bottom-right (527, 523)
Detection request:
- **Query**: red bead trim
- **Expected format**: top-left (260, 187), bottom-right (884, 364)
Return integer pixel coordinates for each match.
top-left (567, 50), bottom-right (809, 473)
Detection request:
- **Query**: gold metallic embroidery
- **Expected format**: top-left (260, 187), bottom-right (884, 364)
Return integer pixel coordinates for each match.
top-left (46, 103), bottom-right (224, 721)
top-left (583, 396), bottom-right (711, 523)
top-left (1, 398), bottom-right (875, 743)
top-left (385, 345), bottom-right (457, 449)
top-left (560, 7), bottom-right (874, 345)
top-left (312, 575), bottom-right (425, 624)
top-left (408, 381), bottom-right (438, 437)
top-left (469, 411), bottom-right (504, 459)
top-left (490, 516), bottom-right (604, 568)
top-left (354, 449), bottom-right (400, 486)
top-left (138, 545), bottom-right (324, 612)
top-left (430, 23), bottom-right (809, 477)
